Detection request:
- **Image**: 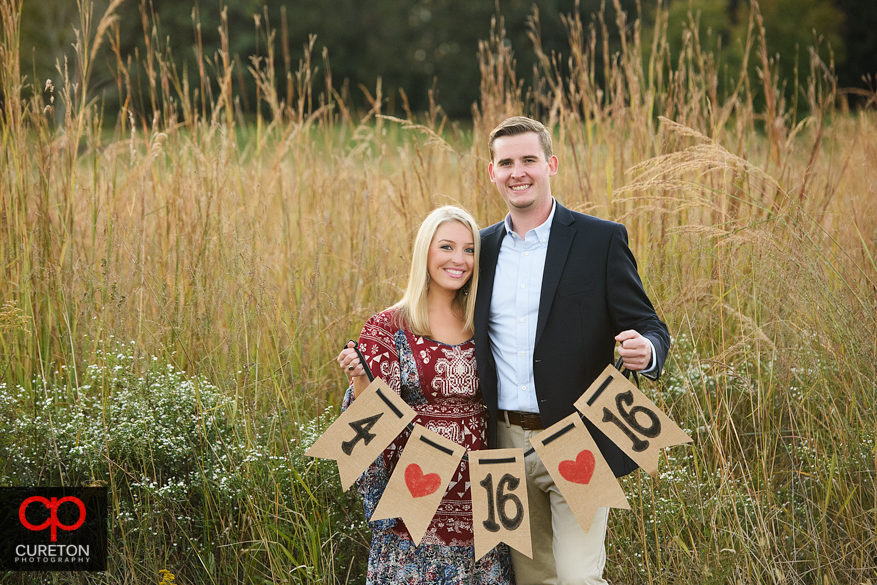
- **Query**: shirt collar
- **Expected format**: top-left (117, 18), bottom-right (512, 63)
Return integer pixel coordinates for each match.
top-left (503, 198), bottom-right (556, 242)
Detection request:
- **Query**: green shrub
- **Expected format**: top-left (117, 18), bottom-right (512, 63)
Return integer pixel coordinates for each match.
top-left (0, 341), bottom-right (368, 584)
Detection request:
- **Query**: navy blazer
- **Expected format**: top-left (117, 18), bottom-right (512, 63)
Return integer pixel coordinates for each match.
top-left (474, 203), bottom-right (671, 477)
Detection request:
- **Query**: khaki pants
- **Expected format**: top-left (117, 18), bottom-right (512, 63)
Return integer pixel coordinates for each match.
top-left (497, 417), bottom-right (609, 585)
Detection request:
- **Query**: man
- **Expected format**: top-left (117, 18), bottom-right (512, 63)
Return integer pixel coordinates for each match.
top-left (473, 116), bottom-right (671, 584)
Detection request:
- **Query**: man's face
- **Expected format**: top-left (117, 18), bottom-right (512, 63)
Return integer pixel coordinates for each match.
top-left (488, 132), bottom-right (558, 215)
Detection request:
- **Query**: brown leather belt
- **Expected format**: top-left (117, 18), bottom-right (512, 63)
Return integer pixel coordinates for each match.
top-left (499, 410), bottom-right (543, 431)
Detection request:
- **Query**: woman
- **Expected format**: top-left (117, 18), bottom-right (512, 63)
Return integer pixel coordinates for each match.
top-left (337, 206), bottom-right (513, 584)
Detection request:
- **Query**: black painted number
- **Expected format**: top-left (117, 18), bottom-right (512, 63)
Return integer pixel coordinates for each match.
top-left (341, 412), bottom-right (383, 455)
top-left (601, 389), bottom-right (661, 452)
top-left (479, 473), bottom-right (524, 533)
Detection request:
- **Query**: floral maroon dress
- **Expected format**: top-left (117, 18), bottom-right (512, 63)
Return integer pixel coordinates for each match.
top-left (342, 308), bottom-right (513, 584)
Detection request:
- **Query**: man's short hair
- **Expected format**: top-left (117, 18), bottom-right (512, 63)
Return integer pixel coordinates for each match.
top-left (488, 116), bottom-right (553, 161)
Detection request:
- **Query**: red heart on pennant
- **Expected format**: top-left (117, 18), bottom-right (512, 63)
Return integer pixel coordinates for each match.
top-left (405, 463), bottom-right (442, 498)
top-left (558, 449), bottom-right (596, 485)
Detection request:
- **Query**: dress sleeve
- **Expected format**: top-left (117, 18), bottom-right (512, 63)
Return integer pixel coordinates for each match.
top-left (341, 384), bottom-right (355, 411)
top-left (357, 310), bottom-right (402, 396)
top-left (606, 224), bottom-right (671, 378)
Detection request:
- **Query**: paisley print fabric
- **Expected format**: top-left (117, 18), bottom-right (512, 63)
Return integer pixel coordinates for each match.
top-left (342, 308), bottom-right (513, 584)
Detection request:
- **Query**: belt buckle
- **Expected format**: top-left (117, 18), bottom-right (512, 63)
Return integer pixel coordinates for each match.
top-left (518, 411), bottom-right (540, 430)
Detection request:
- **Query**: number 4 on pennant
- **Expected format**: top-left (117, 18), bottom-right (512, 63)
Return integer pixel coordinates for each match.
top-left (574, 364), bottom-right (692, 477)
top-left (305, 378), bottom-right (416, 490)
top-left (341, 413), bottom-right (383, 455)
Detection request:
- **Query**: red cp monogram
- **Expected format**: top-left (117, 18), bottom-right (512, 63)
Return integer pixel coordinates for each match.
top-left (19, 496), bottom-right (86, 542)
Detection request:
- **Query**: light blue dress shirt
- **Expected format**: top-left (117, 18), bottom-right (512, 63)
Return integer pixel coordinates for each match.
top-left (488, 199), bottom-right (655, 414)
top-left (488, 201), bottom-right (557, 413)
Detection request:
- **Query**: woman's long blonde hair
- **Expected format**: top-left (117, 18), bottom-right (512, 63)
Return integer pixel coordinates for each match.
top-left (393, 206), bottom-right (480, 337)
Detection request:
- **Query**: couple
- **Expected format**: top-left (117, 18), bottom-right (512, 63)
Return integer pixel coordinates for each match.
top-left (337, 116), bottom-right (671, 584)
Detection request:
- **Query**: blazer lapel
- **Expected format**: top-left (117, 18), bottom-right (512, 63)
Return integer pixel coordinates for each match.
top-left (475, 224), bottom-right (505, 335)
top-left (535, 205), bottom-right (575, 348)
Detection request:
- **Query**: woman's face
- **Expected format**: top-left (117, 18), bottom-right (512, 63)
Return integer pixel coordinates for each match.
top-left (427, 220), bottom-right (476, 294)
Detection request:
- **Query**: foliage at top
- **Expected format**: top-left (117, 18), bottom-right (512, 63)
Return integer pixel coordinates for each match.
top-left (12, 0), bottom-right (876, 120)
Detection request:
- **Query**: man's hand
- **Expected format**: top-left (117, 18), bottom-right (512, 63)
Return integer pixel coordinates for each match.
top-left (615, 330), bottom-right (652, 372)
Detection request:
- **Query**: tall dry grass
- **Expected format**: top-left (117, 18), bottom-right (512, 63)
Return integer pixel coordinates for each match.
top-left (1, 0), bottom-right (875, 582)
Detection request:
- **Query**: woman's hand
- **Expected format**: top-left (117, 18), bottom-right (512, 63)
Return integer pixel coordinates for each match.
top-left (337, 341), bottom-right (370, 397)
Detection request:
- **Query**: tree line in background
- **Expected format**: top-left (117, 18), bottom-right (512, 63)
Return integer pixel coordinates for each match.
top-left (15, 0), bottom-right (877, 122)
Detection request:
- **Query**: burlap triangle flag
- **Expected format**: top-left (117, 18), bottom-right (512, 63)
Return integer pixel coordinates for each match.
top-left (529, 413), bottom-right (630, 534)
top-left (574, 364), bottom-right (692, 477)
top-left (370, 424), bottom-right (466, 546)
top-left (305, 378), bottom-right (416, 490)
top-left (469, 448), bottom-right (532, 561)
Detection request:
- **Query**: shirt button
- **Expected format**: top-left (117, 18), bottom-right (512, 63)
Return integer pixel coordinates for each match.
top-left (521, 284), bottom-right (525, 289)
top-left (524, 252), bottom-right (529, 256)
top-left (521, 386), bottom-right (526, 390)
top-left (519, 318), bottom-right (525, 322)
top-left (541, 239), bottom-right (546, 243)
top-left (520, 351), bottom-right (526, 356)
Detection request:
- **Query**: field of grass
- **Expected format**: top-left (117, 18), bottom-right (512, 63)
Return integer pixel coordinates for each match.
top-left (1, 0), bottom-right (875, 583)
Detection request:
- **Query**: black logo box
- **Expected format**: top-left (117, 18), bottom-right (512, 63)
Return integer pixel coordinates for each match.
top-left (0, 487), bottom-right (107, 572)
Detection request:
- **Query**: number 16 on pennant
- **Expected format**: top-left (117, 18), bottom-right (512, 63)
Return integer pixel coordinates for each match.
top-left (468, 449), bottom-right (532, 561)
top-left (574, 364), bottom-right (692, 477)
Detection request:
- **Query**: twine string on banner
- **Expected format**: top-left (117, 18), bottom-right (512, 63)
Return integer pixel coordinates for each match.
top-left (344, 342), bottom-right (639, 463)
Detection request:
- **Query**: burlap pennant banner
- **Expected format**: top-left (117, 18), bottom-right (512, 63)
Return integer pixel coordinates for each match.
top-left (530, 413), bottom-right (630, 535)
top-left (309, 357), bottom-right (693, 548)
top-left (469, 448), bottom-right (532, 561)
top-left (574, 364), bottom-right (692, 477)
top-left (370, 425), bottom-right (466, 546)
top-left (305, 378), bottom-right (416, 490)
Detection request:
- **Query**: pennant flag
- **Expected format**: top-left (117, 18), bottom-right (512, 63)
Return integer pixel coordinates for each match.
top-left (574, 364), bottom-right (692, 477)
top-left (305, 378), bottom-right (416, 490)
top-left (530, 414), bottom-right (629, 534)
top-left (469, 448), bottom-right (532, 561)
top-left (370, 425), bottom-right (466, 546)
